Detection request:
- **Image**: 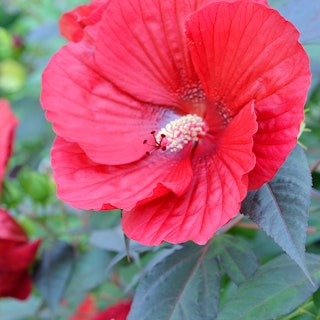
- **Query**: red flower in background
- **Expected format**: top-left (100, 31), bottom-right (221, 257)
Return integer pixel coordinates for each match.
top-left (69, 294), bottom-right (98, 320)
top-left (41, 0), bottom-right (310, 245)
top-left (93, 300), bottom-right (131, 320)
top-left (69, 295), bottom-right (131, 320)
top-left (0, 209), bottom-right (41, 300)
top-left (0, 99), bottom-right (18, 191)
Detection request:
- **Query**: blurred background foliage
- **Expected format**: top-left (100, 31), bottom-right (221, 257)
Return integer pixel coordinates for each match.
top-left (0, 0), bottom-right (320, 319)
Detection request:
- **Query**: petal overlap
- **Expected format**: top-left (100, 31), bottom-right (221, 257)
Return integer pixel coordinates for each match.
top-left (122, 102), bottom-right (257, 245)
top-left (42, 42), bottom-right (181, 165)
top-left (51, 136), bottom-right (193, 211)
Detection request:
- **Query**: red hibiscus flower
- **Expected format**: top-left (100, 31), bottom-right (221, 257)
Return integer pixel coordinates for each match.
top-left (0, 99), bottom-right (18, 191)
top-left (0, 208), bottom-right (41, 300)
top-left (41, 0), bottom-right (310, 245)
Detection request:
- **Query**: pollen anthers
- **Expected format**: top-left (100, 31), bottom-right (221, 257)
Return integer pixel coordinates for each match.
top-left (143, 114), bottom-right (206, 155)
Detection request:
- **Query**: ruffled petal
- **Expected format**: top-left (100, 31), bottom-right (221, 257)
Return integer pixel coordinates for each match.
top-left (59, 0), bottom-right (109, 42)
top-left (51, 136), bottom-right (193, 211)
top-left (41, 41), bottom-right (180, 165)
top-left (0, 208), bottom-right (28, 243)
top-left (0, 99), bottom-right (18, 188)
top-left (248, 92), bottom-right (305, 189)
top-left (122, 102), bottom-right (257, 245)
top-left (185, 1), bottom-right (310, 189)
top-left (95, 0), bottom-right (205, 107)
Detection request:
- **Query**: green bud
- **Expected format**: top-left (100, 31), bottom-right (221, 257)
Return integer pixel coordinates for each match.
top-left (1, 179), bottom-right (22, 208)
top-left (18, 168), bottom-right (52, 204)
top-left (0, 27), bottom-right (13, 59)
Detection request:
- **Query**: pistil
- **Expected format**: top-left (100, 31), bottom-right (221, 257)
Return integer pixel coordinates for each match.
top-left (144, 114), bottom-right (207, 155)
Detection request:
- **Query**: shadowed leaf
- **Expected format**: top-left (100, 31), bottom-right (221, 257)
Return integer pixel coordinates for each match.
top-left (241, 146), bottom-right (311, 279)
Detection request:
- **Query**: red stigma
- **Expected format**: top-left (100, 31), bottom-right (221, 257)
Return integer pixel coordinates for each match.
top-left (143, 131), bottom-right (167, 156)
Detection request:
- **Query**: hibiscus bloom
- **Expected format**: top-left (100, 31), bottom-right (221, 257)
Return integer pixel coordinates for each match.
top-left (59, 0), bottom-right (109, 42)
top-left (0, 99), bottom-right (18, 191)
top-left (41, 0), bottom-right (310, 245)
top-left (0, 208), bottom-right (41, 300)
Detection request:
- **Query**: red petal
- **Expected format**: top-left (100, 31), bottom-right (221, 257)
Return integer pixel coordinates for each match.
top-left (0, 240), bottom-right (41, 300)
top-left (95, 0), bottom-right (205, 107)
top-left (185, 1), bottom-right (310, 189)
top-left (0, 240), bottom-right (41, 271)
top-left (59, 0), bottom-right (108, 42)
top-left (0, 208), bottom-right (28, 243)
top-left (0, 269), bottom-right (31, 300)
top-left (0, 99), bottom-right (18, 188)
top-left (41, 42), bottom-right (180, 165)
top-left (69, 295), bottom-right (98, 320)
top-left (92, 300), bottom-right (132, 320)
top-left (122, 103), bottom-right (257, 245)
top-left (51, 136), bottom-right (193, 211)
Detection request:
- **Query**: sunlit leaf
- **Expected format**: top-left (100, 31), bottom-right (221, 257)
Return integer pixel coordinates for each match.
top-left (217, 254), bottom-right (320, 320)
top-left (241, 145), bottom-right (311, 278)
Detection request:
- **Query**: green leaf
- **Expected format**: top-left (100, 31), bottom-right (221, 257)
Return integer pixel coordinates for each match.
top-left (241, 146), bottom-right (311, 278)
top-left (313, 286), bottom-right (320, 308)
top-left (0, 296), bottom-right (42, 320)
top-left (33, 241), bottom-right (75, 311)
top-left (128, 242), bottom-right (221, 320)
top-left (215, 235), bottom-right (258, 285)
top-left (217, 254), bottom-right (320, 320)
top-left (63, 248), bottom-right (113, 306)
top-left (90, 226), bottom-right (155, 271)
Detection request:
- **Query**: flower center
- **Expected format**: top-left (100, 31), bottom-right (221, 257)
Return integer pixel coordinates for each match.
top-left (144, 114), bottom-right (207, 155)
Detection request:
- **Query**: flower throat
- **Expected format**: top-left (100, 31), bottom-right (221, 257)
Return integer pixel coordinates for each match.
top-left (143, 114), bottom-right (206, 155)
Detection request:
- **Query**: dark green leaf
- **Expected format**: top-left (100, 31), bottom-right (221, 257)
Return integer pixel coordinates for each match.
top-left (217, 254), bottom-right (320, 320)
top-left (241, 146), bottom-right (311, 278)
top-left (128, 242), bottom-right (220, 320)
top-left (313, 286), bottom-right (320, 308)
top-left (33, 241), bottom-right (75, 310)
top-left (215, 235), bottom-right (258, 285)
